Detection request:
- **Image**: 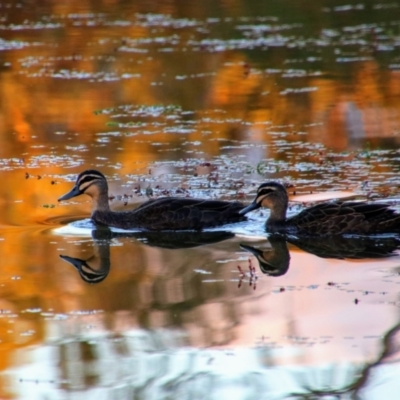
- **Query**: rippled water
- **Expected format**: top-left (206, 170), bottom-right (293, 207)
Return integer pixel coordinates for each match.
top-left (1, 1), bottom-right (400, 399)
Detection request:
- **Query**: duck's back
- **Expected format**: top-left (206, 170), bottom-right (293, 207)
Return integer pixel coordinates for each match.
top-left (93, 197), bottom-right (246, 230)
top-left (285, 201), bottom-right (400, 236)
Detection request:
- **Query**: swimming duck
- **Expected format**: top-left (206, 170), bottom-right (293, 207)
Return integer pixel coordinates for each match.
top-left (239, 181), bottom-right (400, 236)
top-left (58, 169), bottom-right (246, 231)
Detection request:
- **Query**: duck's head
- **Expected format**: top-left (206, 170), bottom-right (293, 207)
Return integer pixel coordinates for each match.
top-left (239, 181), bottom-right (288, 215)
top-left (58, 169), bottom-right (108, 202)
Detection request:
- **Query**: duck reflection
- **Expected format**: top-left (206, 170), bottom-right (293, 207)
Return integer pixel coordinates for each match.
top-left (240, 236), bottom-right (290, 277)
top-left (287, 235), bottom-right (400, 259)
top-left (60, 228), bottom-right (235, 283)
top-left (59, 229), bottom-right (114, 284)
top-left (60, 228), bottom-right (400, 284)
top-left (240, 234), bottom-right (400, 278)
top-left (60, 244), bottom-right (110, 284)
top-left (110, 230), bottom-right (235, 249)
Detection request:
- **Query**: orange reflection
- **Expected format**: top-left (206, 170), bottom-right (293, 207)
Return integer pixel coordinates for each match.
top-left (1, 1), bottom-right (400, 397)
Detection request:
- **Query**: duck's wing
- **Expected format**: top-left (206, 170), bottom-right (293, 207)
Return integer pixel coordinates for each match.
top-left (290, 201), bottom-right (400, 235)
top-left (290, 202), bottom-right (359, 235)
top-left (351, 202), bottom-right (400, 232)
top-left (126, 197), bottom-right (246, 230)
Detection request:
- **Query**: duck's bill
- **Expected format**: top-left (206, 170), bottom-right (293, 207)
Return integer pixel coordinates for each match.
top-left (58, 185), bottom-right (81, 201)
top-left (239, 202), bottom-right (260, 215)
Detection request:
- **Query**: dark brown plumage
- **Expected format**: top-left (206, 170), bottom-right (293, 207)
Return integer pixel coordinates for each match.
top-left (240, 181), bottom-right (400, 236)
top-left (286, 235), bottom-right (400, 259)
top-left (58, 170), bottom-right (246, 231)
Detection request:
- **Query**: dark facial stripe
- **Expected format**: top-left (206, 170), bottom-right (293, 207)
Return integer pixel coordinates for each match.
top-left (258, 187), bottom-right (276, 196)
top-left (78, 174), bottom-right (102, 185)
top-left (77, 172), bottom-right (105, 192)
top-left (76, 170), bottom-right (106, 183)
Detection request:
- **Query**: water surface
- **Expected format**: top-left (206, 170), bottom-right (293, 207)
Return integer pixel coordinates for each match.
top-left (1, 1), bottom-right (400, 398)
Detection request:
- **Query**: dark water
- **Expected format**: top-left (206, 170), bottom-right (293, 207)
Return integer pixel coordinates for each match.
top-left (0, 1), bottom-right (400, 398)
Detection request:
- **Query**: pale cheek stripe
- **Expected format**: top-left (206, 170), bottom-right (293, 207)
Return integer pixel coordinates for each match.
top-left (79, 180), bottom-right (97, 191)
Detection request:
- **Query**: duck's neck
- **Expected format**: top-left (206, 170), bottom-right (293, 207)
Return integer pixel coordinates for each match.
top-left (266, 200), bottom-right (288, 232)
top-left (269, 200), bottom-right (287, 223)
top-left (91, 192), bottom-right (111, 213)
